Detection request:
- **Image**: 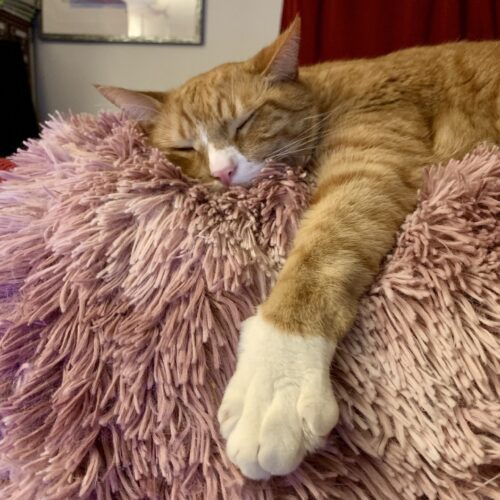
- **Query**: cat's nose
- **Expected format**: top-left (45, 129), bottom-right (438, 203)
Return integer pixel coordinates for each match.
top-left (212, 165), bottom-right (236, 186)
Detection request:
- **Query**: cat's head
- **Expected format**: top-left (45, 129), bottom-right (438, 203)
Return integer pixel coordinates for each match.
top-left (97, 18), bottom-right (319, 186)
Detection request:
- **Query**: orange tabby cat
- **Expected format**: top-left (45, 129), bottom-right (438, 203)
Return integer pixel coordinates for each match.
top-left (98, 18), bottom-right (500, 480)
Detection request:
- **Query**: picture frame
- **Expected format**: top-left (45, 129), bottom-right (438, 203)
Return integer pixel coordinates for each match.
top-left (40, 0), bottom-right (205, 45)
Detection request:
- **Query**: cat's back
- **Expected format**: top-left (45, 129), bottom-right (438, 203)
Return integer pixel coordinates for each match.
top-left (376, 40), bottom-right (500, 100)
top-left (302, 41), bottom-right (500, 160)
top-left (303, 40), bottom-right (500, 105)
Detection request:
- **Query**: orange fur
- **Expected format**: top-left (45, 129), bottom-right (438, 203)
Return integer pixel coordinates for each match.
top-left (261, 27), bottom-right (500, 338)
top-left (100, 18), bottom-right (500, 340)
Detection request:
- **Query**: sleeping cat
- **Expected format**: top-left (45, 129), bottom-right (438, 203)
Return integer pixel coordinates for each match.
top-left (97, 18), bottom-right (500, 480)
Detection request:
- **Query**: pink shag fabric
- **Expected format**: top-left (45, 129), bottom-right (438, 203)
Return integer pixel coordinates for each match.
top-left (0, 113), bottom-right (498, 499)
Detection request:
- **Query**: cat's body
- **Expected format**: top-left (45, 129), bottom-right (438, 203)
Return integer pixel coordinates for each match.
top-left (98, 20), bottom-right (500, 480)
top-left (263, 39), bottom-right (500, 338)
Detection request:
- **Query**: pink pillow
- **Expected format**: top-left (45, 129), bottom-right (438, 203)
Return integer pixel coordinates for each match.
top-left (0, 112), bottom-right (498, 499)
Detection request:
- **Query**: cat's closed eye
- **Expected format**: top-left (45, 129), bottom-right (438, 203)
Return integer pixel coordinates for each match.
top-left (172, 146), bottom-right (195, 153)
top-left (234, 111), bottom-right (256, 135)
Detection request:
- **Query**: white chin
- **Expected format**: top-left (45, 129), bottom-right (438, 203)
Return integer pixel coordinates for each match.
top-left (231, 165), bottom-right (264, 186)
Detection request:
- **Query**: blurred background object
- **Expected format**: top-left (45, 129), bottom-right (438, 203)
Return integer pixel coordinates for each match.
top-left (35, 0), bottom-right (279, 120)
top-left (281, 0), bottom-right (500, 64)
top-left (40, 0), bottom-right (202, 44)
top-left (0, 0), bottom-right (38, 156)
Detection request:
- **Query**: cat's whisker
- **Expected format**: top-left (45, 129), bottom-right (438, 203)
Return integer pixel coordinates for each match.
top-left (271, 145), bottom-right (318, 161)
top-left (272, 139), bottom-right (319, 158)
top-left (269, 117), bottom-right (324, 152)
top-left (268, 129), bottom-right (322, 157)
top-left (270, 130), bottom-right (331, 157)
top-left (268, 147), bottom-right (318, 163)
top-left (268, 126), bottom-right (332, 159)
top-left (267, 112), bottom-right (334, 157)
top-left (301, 109), bottom-right (335, 122)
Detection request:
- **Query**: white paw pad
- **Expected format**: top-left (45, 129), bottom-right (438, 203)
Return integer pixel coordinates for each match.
top-left (218, 312), bottom-right (338, 480)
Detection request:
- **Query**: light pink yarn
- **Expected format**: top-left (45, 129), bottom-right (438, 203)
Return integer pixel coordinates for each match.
top-left (0, 113), bottom-right (498, 499)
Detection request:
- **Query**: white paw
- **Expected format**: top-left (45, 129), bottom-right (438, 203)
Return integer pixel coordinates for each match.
top-left (218, 312), bottom-right (338, 480)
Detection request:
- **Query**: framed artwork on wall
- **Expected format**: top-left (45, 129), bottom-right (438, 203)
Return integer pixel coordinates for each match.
top-left (40, 0), bottom-right (205, 44)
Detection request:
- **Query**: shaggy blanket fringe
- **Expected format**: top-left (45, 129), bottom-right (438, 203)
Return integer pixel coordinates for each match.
top-left (0, 113), bottom-right (498, 499)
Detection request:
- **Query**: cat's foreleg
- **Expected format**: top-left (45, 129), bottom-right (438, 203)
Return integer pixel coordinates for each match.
top-left (219, 160), bottom-right (418, 479)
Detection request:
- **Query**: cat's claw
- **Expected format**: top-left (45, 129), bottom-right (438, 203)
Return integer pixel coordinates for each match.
top-left (218, 312), bottom-right (338, 480)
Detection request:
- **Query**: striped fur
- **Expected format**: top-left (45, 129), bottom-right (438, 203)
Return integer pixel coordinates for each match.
top-left (130, 20), bottom-right (500, 339)
top-left (98, 18), bottom-right (500, 477)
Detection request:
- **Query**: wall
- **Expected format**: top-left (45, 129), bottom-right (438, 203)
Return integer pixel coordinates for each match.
top-left (34, 0), bottom-right (282, 119)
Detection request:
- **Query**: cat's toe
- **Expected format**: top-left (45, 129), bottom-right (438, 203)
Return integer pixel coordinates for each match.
top-left (225, 382), bottom-right (304, 478)
top-left (257, 389), bottom-right (306, 475)
top-left (226, 416), bottom-right (271, 480)
top-left (217, 380), bottom-right (246, 439)
top-left (297, 371), bottom-right (339, 446)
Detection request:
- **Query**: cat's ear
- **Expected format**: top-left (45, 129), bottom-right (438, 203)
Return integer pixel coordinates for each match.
top-left (251, 16), bottom-right (300, 81)
top-left (95, 85), bottom-right (164, 121)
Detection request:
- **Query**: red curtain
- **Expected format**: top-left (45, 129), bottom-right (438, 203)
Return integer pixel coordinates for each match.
top-left (281, 0), bottom-right (500, 64)
top-left (0, 158), bottom-right (15, 171)
top-left (0, 158), bottom-right (15, 180)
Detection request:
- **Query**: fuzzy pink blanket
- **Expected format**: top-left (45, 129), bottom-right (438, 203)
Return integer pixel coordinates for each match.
top-left (0, 113), bottom-right (498, 499)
